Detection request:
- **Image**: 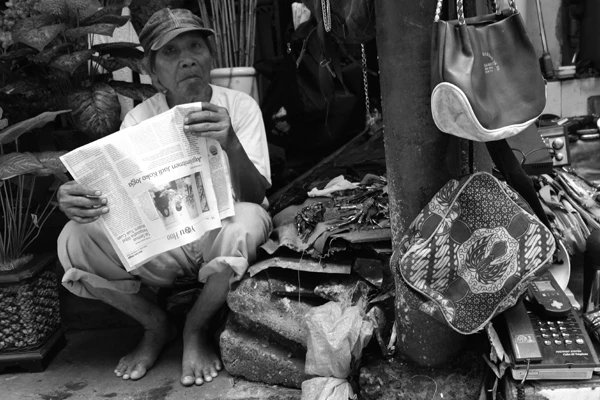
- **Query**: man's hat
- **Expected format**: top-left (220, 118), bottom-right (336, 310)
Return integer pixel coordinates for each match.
top-left (139, 8), bottom-right (215, 52)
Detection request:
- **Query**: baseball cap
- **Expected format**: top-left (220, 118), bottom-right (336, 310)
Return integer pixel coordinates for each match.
top-left (139, 8), bottom-right (215, 52)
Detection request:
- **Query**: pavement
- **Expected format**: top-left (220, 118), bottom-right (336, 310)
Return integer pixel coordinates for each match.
top-left (2, 327), bottom-right (238, 400)
top-left (1, 289), bottom-right (302, 400)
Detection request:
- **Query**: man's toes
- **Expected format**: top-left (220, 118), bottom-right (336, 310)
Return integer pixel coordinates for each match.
top-left (129, 364), bottom-right (148, 380)
top-left (181, 364), bottom-right (196, 386)
top-left (115, 360), bottom-right (127, 377)
top-left (181, 375), bottom-right (196, 386)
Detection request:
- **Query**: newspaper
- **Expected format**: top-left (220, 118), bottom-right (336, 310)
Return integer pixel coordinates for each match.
top-left (60, 103), bottom-right (235, 271)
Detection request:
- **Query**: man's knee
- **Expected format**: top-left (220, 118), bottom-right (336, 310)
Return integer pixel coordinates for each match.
top-left (59, 221), bottom-right (97, 258)
top-left (227, 202), bottom-right (272, 245)
top-left (57, 220), bottom-right (114, 273)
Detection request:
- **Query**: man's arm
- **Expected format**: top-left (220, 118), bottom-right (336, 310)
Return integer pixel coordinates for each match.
top-left (224, 129), bottom-right (270, 203)
top-left (183, 101), bottom-right (270, 204)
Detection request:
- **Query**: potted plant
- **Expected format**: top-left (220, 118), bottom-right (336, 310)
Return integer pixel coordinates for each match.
top-left (197, 0), bottom-right (259, 101)
top-left (0, 107), bottom-right (69, 362)
top-left (0, 0), bottom-right (156, 139)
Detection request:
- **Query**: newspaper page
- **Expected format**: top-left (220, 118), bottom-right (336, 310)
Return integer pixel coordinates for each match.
top-left (60, 103), bottom-right (235, 271)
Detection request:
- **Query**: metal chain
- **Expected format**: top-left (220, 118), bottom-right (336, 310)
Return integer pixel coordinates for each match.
top-left (361, 43), bottom-right (371, 122)
top-left (321, 0), bottom-right (332, 32)
top-left (491, 0), bottom-right (517, 13)
top-left (434, 0), bottom-right (443, 22)
top-left (457, 0), bottom-right (465, 25)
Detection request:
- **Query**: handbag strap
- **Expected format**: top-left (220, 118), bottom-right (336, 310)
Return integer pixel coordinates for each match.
top-left (434, 0), bottom-right (517, 23)
top-left (485, 139), bottom-right (552, 230)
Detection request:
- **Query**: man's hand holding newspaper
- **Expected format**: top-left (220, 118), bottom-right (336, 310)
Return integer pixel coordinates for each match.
top-left (60, 103), bottom-right (235, 271)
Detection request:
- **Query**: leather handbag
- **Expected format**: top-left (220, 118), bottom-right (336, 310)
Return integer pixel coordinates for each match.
top-left (396, 172), bottom-right (556, 334)
top-left (430, 0), bottom-right (547, 142)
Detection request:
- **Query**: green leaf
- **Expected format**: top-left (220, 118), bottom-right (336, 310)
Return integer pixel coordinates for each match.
top-left (65, 0), bottom-right (101, 20)
top-left (112, 56), bottom-right (146, 75)
top-left (82, 14), bottom-right (130, 27)
top-left (65, 23), bottom-right (121, 40)
top-left (109, 81), bottom-right (157, 101)
top-left (0, 47), bottom-right (37, 61)
top-left (13, 22), bottom-right (66, 52)
top-left (92, 55), bottom-right (126, 72)
top-left (80, 5), bottom-right (127, 26)
top-left (0, 153), bottom-right (44, 179)
top-left (0, 151), bottom-right (67, 180)
top-left (28, 43), bottom-right (72, 64)
top-left (49, 49), bottom-right (93, 74)
top-left (0, 110), bottom-right (71, 145)
top-left (92, 42), bottom-right (143, 59)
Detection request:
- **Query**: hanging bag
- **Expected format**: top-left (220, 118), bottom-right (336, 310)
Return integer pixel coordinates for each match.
top-left (430, 0), bottom-right (546, 142)
top-left (396, 172), bottom-right (556, 334)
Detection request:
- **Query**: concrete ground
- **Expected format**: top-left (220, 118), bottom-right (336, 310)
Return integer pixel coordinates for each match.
top-left (1, 289), bottom-right (302, 400)
top-left (2, 327), bottom-right (235, 400)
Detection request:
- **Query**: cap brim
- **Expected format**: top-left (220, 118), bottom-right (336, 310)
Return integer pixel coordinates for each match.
top-left (150, 27), bottom-right (215, 51)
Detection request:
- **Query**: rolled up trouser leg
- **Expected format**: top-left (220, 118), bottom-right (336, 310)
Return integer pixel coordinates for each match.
top-left (57, 220), bottom-right (197, 299)
top-left (58, 202), bottom-right (272, 298)
top-left (196, 202), bottom-right (272, 283)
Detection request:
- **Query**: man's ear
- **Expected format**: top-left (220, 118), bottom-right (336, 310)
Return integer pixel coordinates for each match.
top-left (151, 74), bottom-right (167, 94)
top-left (143, 56), bottom-right (167, 93)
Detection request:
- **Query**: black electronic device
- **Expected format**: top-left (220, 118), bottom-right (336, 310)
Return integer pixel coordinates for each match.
top-left (527, 270), bottom-right (572, 318)
top-left (538, 125), bottom-right (571, 168)
top-left (502, 273), bottom-right (600, 380)
top-left (505, 124), bottom-right (554, 175)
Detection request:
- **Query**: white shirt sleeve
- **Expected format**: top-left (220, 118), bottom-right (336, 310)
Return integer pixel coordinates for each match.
top-left (224, 89), bottom-right (272, 186)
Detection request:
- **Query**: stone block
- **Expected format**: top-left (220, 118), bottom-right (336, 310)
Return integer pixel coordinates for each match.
top-left (220, 319), bottom-right (310, 389)
top-left (359, 352), bottom-right (486, 400)
top-left (227, 274), bottom-right (313, 347)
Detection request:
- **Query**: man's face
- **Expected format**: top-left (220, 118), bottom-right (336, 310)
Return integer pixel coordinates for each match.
top-left (151, 31), bottom-right (212, 104)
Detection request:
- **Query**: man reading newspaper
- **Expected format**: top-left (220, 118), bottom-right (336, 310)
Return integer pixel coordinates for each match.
top-left (56, 8), bottom-right (272, 387)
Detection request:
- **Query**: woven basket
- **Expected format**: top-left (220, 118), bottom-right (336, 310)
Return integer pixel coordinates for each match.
top-left (0, 254), bottom-right (61, 353)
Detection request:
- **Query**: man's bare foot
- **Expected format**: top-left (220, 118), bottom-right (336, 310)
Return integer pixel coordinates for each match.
top-left (114, 319), bottom-right (173, 381)
top-left (180, 329), bottom-right (222, 386)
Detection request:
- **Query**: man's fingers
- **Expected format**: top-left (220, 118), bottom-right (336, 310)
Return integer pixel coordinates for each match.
top-left (185, 110), bottom-right (222, 124)
top-left (198, 102), bottom-right (220, 113)
top-left (70, 215), bottom-right (101, 224)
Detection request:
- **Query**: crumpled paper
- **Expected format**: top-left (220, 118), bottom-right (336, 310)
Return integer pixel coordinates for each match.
top-left (301, 301), bottom-right (373, 400)
top-left (307, 175), bottom-right (358, 198)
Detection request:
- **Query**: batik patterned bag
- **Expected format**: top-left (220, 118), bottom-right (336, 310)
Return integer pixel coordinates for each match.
top-left (396, 172), bottom-right (555, 334)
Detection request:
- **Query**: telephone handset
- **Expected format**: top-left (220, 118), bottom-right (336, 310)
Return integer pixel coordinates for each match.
top-left (502, 271), bottom-right (600, 380)
top-left (526, 270), bottom-right (571, 318)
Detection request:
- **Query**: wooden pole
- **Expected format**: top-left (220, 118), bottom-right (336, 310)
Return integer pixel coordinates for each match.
top-left (374, 0), bottom-right (469, 367)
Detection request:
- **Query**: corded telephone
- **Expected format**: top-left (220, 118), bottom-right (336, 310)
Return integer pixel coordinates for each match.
top-left (502, 271), bottom-right (600, 380)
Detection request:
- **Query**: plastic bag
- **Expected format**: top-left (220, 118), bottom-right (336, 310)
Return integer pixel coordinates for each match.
top-left (301, 377), bottom-right (353, 400)
top-left (304, 301), bottom-right (372, 377)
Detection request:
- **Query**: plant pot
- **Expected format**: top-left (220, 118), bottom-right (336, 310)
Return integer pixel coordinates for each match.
top-left (210, 67), bottom-right (259, 103)
top-left (0, 253), bottom-right (61, 354)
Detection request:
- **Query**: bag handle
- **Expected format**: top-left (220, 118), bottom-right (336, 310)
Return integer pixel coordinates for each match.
top-left (434, 0), bottom-right (517, 24)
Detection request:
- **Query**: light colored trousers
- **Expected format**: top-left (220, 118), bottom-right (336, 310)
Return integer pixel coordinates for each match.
top-left (57, 202), bottom-right (272, 300)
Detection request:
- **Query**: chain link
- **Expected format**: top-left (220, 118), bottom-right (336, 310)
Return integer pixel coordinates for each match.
top-left (321, 0), bottom-right (331, 33)
top-left (361, 43), bottom-right (373, 126)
